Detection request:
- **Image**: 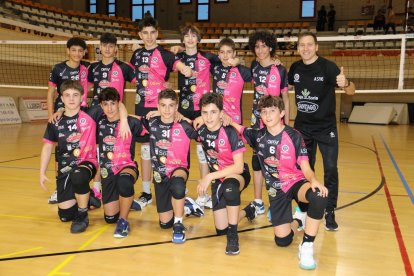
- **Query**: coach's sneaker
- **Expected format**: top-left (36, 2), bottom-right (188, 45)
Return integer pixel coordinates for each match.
top-left (91, 187), bottom-right (102, 200)
top-left (130, 200), bottom-right (142, 211)
top-left (325, 210), bottom-right (339, 231)
top-left (70, 211), bottom-right (89, 233)
top-left (172, 222), bottom-right (186, 244)
top-left (293, 206), bottom-right (307, 231)
top-left (225, 230), bottom-right (240, 255)
top-left (184, 197), bottom-right (204, 217)
top-left (251, 200), bottom-right (265, 215)
top-left (48, 190), bottom-right (58, 204)
top-left (243, 202), bottom-right (257, 222)
top-left (267, 208), bottom-right (272, 222)
top-left (114, 218), bottom-right (129, 238)
top-left (136, 192), bottom-right (152, 208)
top-left (88, 190), bottom-right (101, 209)
top-left (299, 242), bottom-right (316, 270)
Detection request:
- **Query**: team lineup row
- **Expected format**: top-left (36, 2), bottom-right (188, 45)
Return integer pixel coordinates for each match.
top-left (42, 16), bottom-right (355, 270)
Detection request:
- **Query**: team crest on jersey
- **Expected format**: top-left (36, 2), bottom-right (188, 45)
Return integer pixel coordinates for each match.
top-left (199, 60), bottom-right (205, 65)
top-left (66, 132), bottom-right (81, 143)
top-left (112, 71), bottom-right (118, 76)
top-left (80, 118), bottom-right (87, 125)
top-left (269, 75), bottom-right (276, 82)
top-left (218, 139), bottom-right (225, 146)
top-left (173, 129), bottom-right (180, 136)
top-left (103, 135), bottom-right (116, 145)
top-left (294, 74), bottom-right (300, 82)
top-left (152, 57), bottom-right (158, 63)
top-left (281, 145), bottom-right (289, 152)
top-left (81, 72), bottom-right (87, 77)
top-left (230, 72), bottom-right (236, 78)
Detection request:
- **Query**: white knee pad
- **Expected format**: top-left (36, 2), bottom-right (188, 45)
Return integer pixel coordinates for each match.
top-left (196, 144), bottom-right (207, 164)
top-left (141, 144), bottom-right (151, 160)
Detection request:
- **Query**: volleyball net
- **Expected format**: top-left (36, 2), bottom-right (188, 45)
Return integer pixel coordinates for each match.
top-left (0, 34), bottom-right (413, 92)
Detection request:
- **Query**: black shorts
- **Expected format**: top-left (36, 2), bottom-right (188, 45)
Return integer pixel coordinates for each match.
top-left (136, 133), bottom-right (150, 143)
top-left (211, 163), bottom-right (251, 211)
top-left (154, 168), bottom-right (188, 213)
top-left (101, 166), bottom-right (139, 205)
top-left (268, 179), bottom-right (307, 227)
top-left (177, 108), bottom-right (201, 121)
top-left (56, 161), bottom-right (97, 203)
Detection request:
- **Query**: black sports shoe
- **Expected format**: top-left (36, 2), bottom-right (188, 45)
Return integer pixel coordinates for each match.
top-left (136, 192), bottom-right (153, 208)
top-left (225, 230), bottom-right (240, 255)
top-left (88, 190), bottom-right (101, 209)
top-left (243, 203), bottom-right (257, 222)
top-left (172, 222), bottom-right (186, 244)
top-left (71, 211), bottom-right (89, 233)
top-left (325, 210), bottom-right (339, 231)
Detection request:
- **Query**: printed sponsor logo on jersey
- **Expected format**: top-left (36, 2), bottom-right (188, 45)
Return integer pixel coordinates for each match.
top-left (296, 89), bottom-right (319, 100)
top-left (138, 65), bottom-right (149, 73)
top-left (66, 132), bottom-right (81, 143)
top-left (281, 145), bottom-right (289, 152)
top-left (297, 101), bottom-right (319, 113)
top-left (237, 140), bottom-right (244, 147)
top-left (101, 67), bottom-right (110, 72)
top-left (59, 133), bottom-right (65, 138)
top-left (264, 156), bottom-right (279, 167)
top-left (259, 70), bottom-right (268, 75)
top-left (314, 76), bottom-right (324, 81)
top-left (267, 140), bottom-right (279, 145)
top-left (207, 149), bottom-right (219, 158)
top-left (255, 85), bottom-right (267, 95)
top-left (99, 80), bottom-right (110, 87)
top-left (294, 73), bottom-right (300, 82)
top-left (217, 80), bottom-right (227, 89)
top-left (268, 187), bottom-right (277, 197)
top-left (103, 135), bottom-right (117, 145)
top-left (206, 134), bottom-right (217, 139)
top-left (156, 139), bottom-right (171, 149)
top-left (300, 148), bottom-right (307, 154)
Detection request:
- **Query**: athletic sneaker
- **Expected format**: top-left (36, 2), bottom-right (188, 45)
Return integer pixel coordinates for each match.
top-left (172, 222), bottom-right (186, 244)
top-left (299, 242), bottom-right (316, 270)
top-left (267, 208), bottom-right (272, 222)
top-left (70, 211), bottom-right (89, 233)
top-left (251, 201), bottom-right (265, 215)
top-left (130, 200), bottom-right (142, 211)
top-left (293, 206), bottom-right (307, 231)
top-left (48, 190), bottom-right (58, 204)
top-left (325, 210), bottom-right (339, 231)
top-left (88, 190), bottom-right (101, 209)
top-left (136, 192), bottom-right (152, 208)
top-left (184, 197), bottom-right (204, 217)
top-left (243, 202), bottom-right (257, 222)
top-left (225, 230), bottom-right (240, 255)
top-left (91, 187), bottom-right (102, 200)
top-left (114, 218), bottom-right (129, 238)
top-left (195, 194), bottom-right (213, 209)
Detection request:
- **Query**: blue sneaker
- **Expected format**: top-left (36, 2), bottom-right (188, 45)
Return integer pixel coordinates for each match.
top-left (293, 206), bottom-right (307, 231)
top-left (114, 218), bottom-right (129, 238)
top-left (252, 201), bottom-right (265, 215)
top-left (130, 200), bottom-right (142, 211)
top-left (184, 197), bottom-right (204, 217)
top-left (172, 222), bottom-right (186, 244)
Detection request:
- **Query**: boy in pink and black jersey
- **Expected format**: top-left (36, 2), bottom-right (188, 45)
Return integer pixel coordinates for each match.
top-left (129, 17), bottom-right (192, 208)
top-left (88, 33), bottom-right (136, 107)
top-left (40, 80), bottom-right (100, 234)
top-left (231, 95), bottom-right (328, 270)
top-left (88, 87), bottom-right (147, 238)
top-left (140, 89), bottom-right (203, 244)
top-left (196, 93), bottom-right (256, 256)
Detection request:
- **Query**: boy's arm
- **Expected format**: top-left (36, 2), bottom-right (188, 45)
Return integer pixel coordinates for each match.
top-left (119, 103), bottom-right (131, 139)
top-left (39, 143), bottom-right (54, 191)
top-left (175, 61), bottom-right (193, 77)
top-left (281, 92), bottom-right (290, 126)
top-left (47, 86), bottom-right (56, 119)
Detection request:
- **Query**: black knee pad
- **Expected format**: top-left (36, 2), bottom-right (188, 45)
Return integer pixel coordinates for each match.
top-left (216, 228), bottom-right (228, 236)
top-left (104, 212), bottom-right (120, 224)
top-left (70, 167), bottom-right (92, 194)
top-left (159, 217), bottom-right (174, 229)
top-left (169, 176), bottom-right (186, 200)
top-left (305, 188), bottom-right (328, 220)
top-left (118, 172), bottom-right (135, 198)
top-left (297, 202), bottom-right (309, 213)
top-left (222, 178), bottom-right (240, 206)
top-left (274, 230), bottom-right (294, 247)
top-left (58, 204), bottom-right (78, 222)
top-left (252, 154), bottom-right (261, 171)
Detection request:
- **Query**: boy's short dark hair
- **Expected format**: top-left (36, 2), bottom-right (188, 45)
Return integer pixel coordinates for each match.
top-left (138, 16), bottom-right (158, 31)
top-left (258, 95), bottom-right (285, 112)
top-left (200, 92), bottom-right (223, 111)
top-left (66, 37), bottom-right (87, 50)
top-left (248, 31), bottom-right (277, 57)
top-left (99, 87), bottom-right (120, 103)
top-left (100, 33), bottom-right (117, 44)
top-left (158, 89), bottom-right (178, 102)
top-left (180, 24), bottom-right (202, 43)
top-left (218, 37), bottom-right (236, 51)
top-left (60, 80), bottom-right (84, 95)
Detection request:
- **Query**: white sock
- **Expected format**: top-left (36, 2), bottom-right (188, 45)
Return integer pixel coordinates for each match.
top-left (254, 199), bottom-right (263, 204)
top-left (93, 181), bottom-right (101, 191)
top-left (142, 181), bottom-right (151, 194)
top-left (174, 217), bottom-right (183, 224)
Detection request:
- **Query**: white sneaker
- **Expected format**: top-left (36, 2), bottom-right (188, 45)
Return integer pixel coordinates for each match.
top-left (293, 206), bottom-right (307, 231)
top-left (48, 190), bottom-right (58, 204)
top-left (195, 194), bottom-right (213, 209)
top-left (299, 242), bottom-right (316, 270)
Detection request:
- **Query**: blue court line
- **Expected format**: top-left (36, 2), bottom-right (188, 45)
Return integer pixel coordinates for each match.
top-left (381, 135), bottom-right (414, 204)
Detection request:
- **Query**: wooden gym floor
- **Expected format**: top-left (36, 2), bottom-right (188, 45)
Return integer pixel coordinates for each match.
top-left (0, 121), bottom-right (412, 275)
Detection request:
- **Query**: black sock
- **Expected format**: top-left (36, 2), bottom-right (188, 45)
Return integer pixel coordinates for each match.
top-left (302, 233), bottom-right (315, 244)
top-left (78, 207), bottom-right (88, 213)
top-left (293, 218), bottom-right (303, 229)
top-left (228, 224), bottom-right (238, 233)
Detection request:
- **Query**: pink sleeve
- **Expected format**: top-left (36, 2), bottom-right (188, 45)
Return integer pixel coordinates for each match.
top-left (42, 138), bottom-right (55, 144)
top-left (48, 81), bottom-right (57, 87)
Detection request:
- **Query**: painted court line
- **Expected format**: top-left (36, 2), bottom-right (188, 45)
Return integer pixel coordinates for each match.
top-left (0, 247), bottom-right (43, 258)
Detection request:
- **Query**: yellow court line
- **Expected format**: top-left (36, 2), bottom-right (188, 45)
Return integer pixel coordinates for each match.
top-left (0, 214), bottom-right (56, 223)
top-left (47, 225), bottom-right (109, 276)
top-left (0, 246), bottom-right (43, 258)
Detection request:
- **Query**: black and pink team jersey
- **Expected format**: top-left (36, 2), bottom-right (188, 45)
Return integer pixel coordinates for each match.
top-left (175, 51), bottom-right (219, 119)
top-left (48, 61), bottom-right (90, 111)
top-left (211, 64), bottom-right (252, 124)
top-left (141, 117), bottom-right (197, 183)
top-left (250, 60), bottom-right (289, 128)
top-left (88, 106), bottom-right (146, 178)
top-left (241, 125), bottom-right (308, 192)
top-left (197, 125), bottom-right (246, 181)
top-left (130, 46), bottom-right (175, 115)
top-left (43, 111), bottom-right (97, 179)
top-left (88, 59), bottom-right (136, 106)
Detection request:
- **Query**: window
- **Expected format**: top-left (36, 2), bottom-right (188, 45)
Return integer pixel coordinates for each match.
top-left (197, 0), bottom-right (209, 21)
top-left (89, 0), bottom-right (97, 14)
top-left (179, 0), bottom-right (191, 4)
top-left (108, 0), bottom-right (116, 16)
top-left (132, 0), bottom-right (155, 21)
top-left (301, 0), bottom-right (315, 18)
top-left (214, 0), bottom-right (228, 3)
